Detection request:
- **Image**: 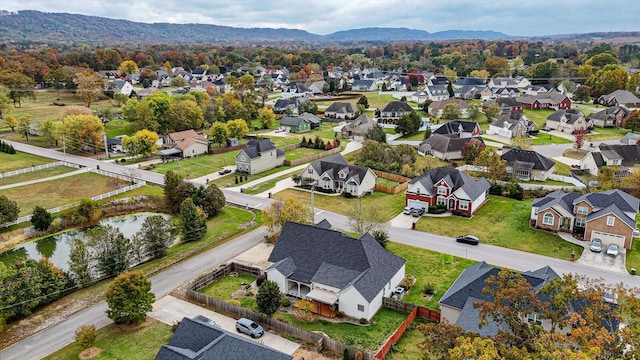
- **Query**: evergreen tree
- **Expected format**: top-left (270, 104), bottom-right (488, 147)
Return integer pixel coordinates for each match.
top-left (180, 198), bottom-right (207, 242)
top-left (31, 206), bottom-right (52, 231)
top-left (256, 280), bottom-right (282, 317)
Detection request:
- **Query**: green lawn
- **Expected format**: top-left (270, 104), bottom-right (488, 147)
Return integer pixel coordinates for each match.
top-left (0, 172), bottom-right (128, 216)
top-left (273, 188), bottom-right (406, 222)
top-left (105, 119), bottom-right (133, 138)
top-left (43, 319), bottom-right (172, 360)
top-left (0, 166), bottom-right (76, 186)
top-left (585, 127), bottom-right (631, 141)
top-left (285, 147), bottom-right (325, 161)
top-left (243, 172), bottom-right (293, 195)
top-left (152, 153), bottom-right (232, 178)
top-left (9, 91), bottom-right (117, 121)
top-left (415, 196), bottom-right (583, 259)
top-left (209, 165), bottom-right (293, 189)
top-left (376, 177), bottom-right (401, 187)
top-left (553, 161), bottom-right (572, 176)
top-left (523, 109), bottom-right (555, 128)
top-left (530, 133), bottom-right (573, 145)
top-left (399, 131), bottom-right (426, 141)
top-left (385, 319), bottom-right (431, 360)
top-left (200, 274), bottom-right (257, 309)
top-left (0, 152), bottom-right (54, 172)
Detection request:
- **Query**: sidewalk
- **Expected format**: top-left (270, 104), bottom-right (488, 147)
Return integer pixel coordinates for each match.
top-left (0, 167), bottom-right (90, 190)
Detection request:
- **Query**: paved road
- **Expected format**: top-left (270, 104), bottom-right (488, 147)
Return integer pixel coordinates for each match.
top-left (0, 227), bottom-right (266, 360)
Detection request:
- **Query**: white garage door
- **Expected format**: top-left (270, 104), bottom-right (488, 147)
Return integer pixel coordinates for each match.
top-left (408, 200), bottom-right (428, 210)
top-left (591, 231), bottom-right (626, 248)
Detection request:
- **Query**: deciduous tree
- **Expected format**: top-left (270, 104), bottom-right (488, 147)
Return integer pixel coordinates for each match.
top-left (74, 70), bottom-right (104, 107)
top-left (195, 185), bottom-right (225, 219)
top-left (573, 85), bottom-right (592, 103)
top-left (395, 111), bottom-right (421, 135)
top-left (121, 129), bottom-right (159, 158)
top-left (105, 270), bottom-right (155, 324)
top-left (117, 60), bottom-right (139, 76)
top-left (68, 238), bottom-right (92, 286)
top-left (461, 139), bottom-right (486, 164)
top-left (165, 99), bottom-right (204, 132)
top-left (347, 200), bottom-right (386, 235)
top-left (442, 103), bottom-right (461, 120)
top-left (0, 195), bottom-right (19, 225)
top-left (257, 107), bottom-right (275, 129)
top-left (473, 149), bottom-right (506, 183)
top-left (226, 118), bottom-right (250, 139)
top-left (208, 121), bottom-right (229, 147)
top-left (61, 114), bottom-right (105, 153)
top-left (365, 124), bottom-right (387, 143)
top-left (263, 197), bottom-right (313, 232)
top-left (483, 104), bottom-right (501, 123)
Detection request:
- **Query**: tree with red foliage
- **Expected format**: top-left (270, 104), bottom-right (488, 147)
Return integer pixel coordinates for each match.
top-left (574, 129), bottom-right (586, 149)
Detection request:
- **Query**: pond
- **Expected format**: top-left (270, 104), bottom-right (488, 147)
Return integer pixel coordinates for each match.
top-left (0, 213), bottom-right (171, 272)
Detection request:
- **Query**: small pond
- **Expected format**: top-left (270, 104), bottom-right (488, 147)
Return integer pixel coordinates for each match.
top-left (0, 213), bottom-right (171, 272)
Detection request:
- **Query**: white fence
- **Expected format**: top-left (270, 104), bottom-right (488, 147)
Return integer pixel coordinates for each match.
top-left (456, 165), bottom-right (585, 190)
top-left (0, 161), bottom-right (80, 179)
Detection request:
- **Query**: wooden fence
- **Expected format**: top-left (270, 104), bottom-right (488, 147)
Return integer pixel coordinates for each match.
top-left (375, 306), bottom-right (417, 359)
top-left (373, 170), bottom-right (410, 195)
top-left (190, 262), bottom-right (263, 292)
top-left (278, 142), bottom-right (302, 152)
top-left (209, 144), bottom-right (246, 155)
top-left (284, 146), bottom-right (341, 166)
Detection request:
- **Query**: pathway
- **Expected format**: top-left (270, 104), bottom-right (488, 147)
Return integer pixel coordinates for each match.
top-left (0, 167), bottom-right (90, 190)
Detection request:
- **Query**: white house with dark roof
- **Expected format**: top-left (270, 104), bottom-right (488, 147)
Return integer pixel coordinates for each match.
top-left (488, 112), bottom-right (536, 138)
top-left (351, 79), bottom-right (378, 92)
top-left (324, 102), bottom-right (359, 120)
top-left (112, 79), bottom-right (134, 96)
top-left (379, 101), bottom-right (414, 125)
top-left (531, 189), bottom-right (639, 248)
top-left (299, 153), bottom-right (377, 197)
top-left (405, 167), bottom-right (490, 216)
top-left (500, 147), bottom-right (556, 181)
top-left (545, 109), bottom-right (590, 133)
top-left (411, 85), bottom-right (449, 103)
top-left (265, 221), bottom-right (406, 321)
top-left (432, 120), bottom-right (481, 138)
top-left (235, 139), bottom-right (285, 174)
top-left (579, 143), bottom-right (640, 177)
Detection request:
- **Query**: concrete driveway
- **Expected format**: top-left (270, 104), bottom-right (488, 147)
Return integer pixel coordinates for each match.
top-left (150, 295), bottom-right (300, 356)
top-left (575, 248), bottom-right (628, 273)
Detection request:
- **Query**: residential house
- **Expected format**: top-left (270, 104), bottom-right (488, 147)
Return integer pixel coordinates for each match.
top-left (620, 133), bottom-right (640, 145)
top-left (598, 90), bottom-right (640, 108)
top-left (427, 75), bottom-right (449, 86)
top-left (324, 102), bottom-right (359, 120)
top-left (235, 139), bottom-right (285, 174)
top-left (191, 67), bottom-right (207, 80)
top-left (580, 143), bottom-right (640, 176)
top-left (299, 153), bottom-right (377, 197)
top-left (500, 147), bottom-right (556, 181)
top-left (160, 130), bottom-right (209, 159)
top-left (386, 75), bottom-right (408, 91)
top-left (432, 120), bottom-right (481, 138)
top-left (453, 77), bottom-right (485, 89)
top-left (341, 114), bottom-right (377, 140)
top-left (427, 99), bottom-right (469, 118)
top-left (488, 112), bottom-right (537, 138)
top-left (545, 109), bottom-right (590, 133)
top-left (379, 101), bottom-right (414, 125)
top-left (266, 221), bottom-right (406, 321)
top-left (488, 76), bottom-right (530, 89)
top-left (522, 84), bottom-right (555, 96)
top-left (483, 98), bottom-right (524, 113)
top-left (418, 134), bottom-right (485, 161)
top-left (273, 98), bottom-right (303, 114)
top-left (279, 116), bottom-right (311, 133)
top-left (517, 93), bottom-right (571, 110)
top-left (298, 112), bottom-right (321, 129)
top-left (411, 85), bottom-right (449, 103)
top-left (587, 106), bottom-right (629, 128)
top-left (305, 80), bottom-right (328, 95)
top-left (439, 262), bottom-right (564, 336)
top-left (455, 85), bottom-right (492, 100)
top-left (282, 83), bottom-right (313, 99)
top-left (531, 189), bottom-right (639, 248)
top-left (351, 79), bottom-right (378, 92)
top-left (112, 79), bottom-right (134, 97)
top-left (107, 135), bottom-right (126, 153)
top-left (154, 316), bottom-right (291, 360)
top-left (491, 87), bottom-right (520, 98)
top-left (405, 167), bottom-right (491, 216)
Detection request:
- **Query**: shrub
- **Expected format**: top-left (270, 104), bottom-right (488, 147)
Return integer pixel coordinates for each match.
top-left (226, 299), bottom-right (241, 306)
top-left (120, 158), bottom-right (126, 163)
top-left (74, 325), bottom-right (97, 350)
top-left (280, 297), bottom-right (291, 307)
top-left (256, 274), bottom-right (266, 287)
top-left (424, 283), bottom-right (436, 295)
top-left (359, 318), bottom-right (369, 324)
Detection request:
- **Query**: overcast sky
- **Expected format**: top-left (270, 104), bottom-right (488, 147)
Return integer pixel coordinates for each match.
top-left (3, 0), bottom-right (639, 37)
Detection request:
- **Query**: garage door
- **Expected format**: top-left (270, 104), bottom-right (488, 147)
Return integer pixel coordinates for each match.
top-left (591, 231), bottom-right (626, 248)
top-left (408, 200), bottom-right (428, 210)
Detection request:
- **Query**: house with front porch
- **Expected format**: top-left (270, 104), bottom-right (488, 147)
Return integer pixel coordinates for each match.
top-left (517, 93), bottom-right (571, 110)
top-left (411, 85), bottom-right (449, 103)
top-left (586, 106), bottom-right (629, 128)
top-left (324, 102), bottom-right (359, 120)
top-left (405, 167), bottom-right (490, 216)
top-left (545, 109), bottom-right (590, 133)
top-left (299, 153), bottom-right (377, 197)
top-left (500, 147), bottom-right (556, 181)
top-left (265, 221), bottom-right (406, 321)
top-left (488, 112), bottom-right (536, 138)
top-left (531, 189), bottom-right (639, 249)
top-left (379, 101), bottom-right (414, 125)
top-left (235, 139), bottom-right (285, 174)
top-left (160, 130), bottom-right (209, 158)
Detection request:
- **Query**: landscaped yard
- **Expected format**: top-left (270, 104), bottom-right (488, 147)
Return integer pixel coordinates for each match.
top-left (0, 172), bottom-right (129, 216)
top-left (0, 152), bottom-right (54, 172)
top-left (200, 274), bottom-right (257, 308)
top-left (415, 196), bottom-right (583, 259)
top-left (151, 153), bottom-right (233, 178)
top-left (42, 319), bottom-right (172, 360)
top-left (273, 188), bottom-right (406, 222)
top-left (0, 165), bottom-right (76, 186)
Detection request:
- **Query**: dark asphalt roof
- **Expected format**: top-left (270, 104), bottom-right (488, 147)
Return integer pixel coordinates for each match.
top-left (409, 167), bottom-right (490, 201)
top-left (501, 147), bottom-right (555, 171)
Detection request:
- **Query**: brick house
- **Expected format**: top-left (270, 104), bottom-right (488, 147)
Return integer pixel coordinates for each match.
top-left (517, 94), bottom-right (571, 110)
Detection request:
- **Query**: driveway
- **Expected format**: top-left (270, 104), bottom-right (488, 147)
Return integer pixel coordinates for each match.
top-left (575, 248), bottom-right (627, 273)
top-left (150, 296), bottom-right (300, 356)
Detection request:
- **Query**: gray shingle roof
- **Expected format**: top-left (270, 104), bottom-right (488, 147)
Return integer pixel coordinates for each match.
top-left (325, 102), bottom-right (358, 114)
top-left (280, 116), bottom-right (309, 127)
top-left (574, 189), bottom-right (639, 214)
top-left (308, 154), bottom-right (372, 186)
top-left (598, 144), bottom-right (640, 167)
top-left (242, 139), bottom-right (281, 159)
top-left (419, 134), bottom-right (484, 154)
top-left (501, 147), bottom-right (555, 171)
top-left (600, 90), bottom-right (640, 105)
top-left (299, 112), bottom-right (321, 124)
top-left (267, 222), bottom-right (406, 302)
top-left (409, 167), bottom-right (490, 201)
top-left (381, 101), bottom-right (414, 113)
top-left (532, 190), bottom-right (580, 215)
top-left (454, 77), bottom-right (485, 86)
top-left (587, 106), bottom-right (629, 121)
top-left (433, 120), bottom-right (479, 135)
top-left (546, 109), bottom-right (585, 124)
top-left (586, 204), bottom-right (636, 229)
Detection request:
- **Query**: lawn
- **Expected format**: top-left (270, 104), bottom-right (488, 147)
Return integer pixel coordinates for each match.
top-left (523, 109), bottom-right (555, 128)
top-left (42, 319), bottom-right (172, 360)
top-left (200, 274), bottom-right (257, 309)
top-left (0, 166), bottom-right (76, 186)
top-left (376, 177), bottom-right (401, 187)
top-left (627, 235), bottom-right (640, 273)
top-left (209, 165), bottom-right (293, 189)
top-left (385, 318), bottom-right (431, 360)
top-left (8, 91), bottom-right (116, 121)
top-left (415, 196), bottom-right (583, 259)
top-left (243, 172), bottom-right (293, 195)
top-left (530, 133), bottom-right (573, 145)
top-left (0, 172), bottom-right (128, 216)
top-left (553, 161), bottom-right (572, 176)
top-left (285, 146), bottom-right (325, 161)
top-left (563, 148), bottom-right (589, 160)
top-left (399, 131), bottom-right (426, 141)
top-left (151, 153), bottom-right (233, 178)
top-left (0, 151), bottom-right (54, 172)
top-left (104, 119), bottom-right (133, 138)
top-left (585, 127), bottom-right (631, 141)
top-left (273, 188), bottom-right (406, 222)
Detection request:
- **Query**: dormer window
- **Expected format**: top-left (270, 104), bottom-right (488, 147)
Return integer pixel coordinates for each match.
top-left (577, 206), bottom-right (587, 215)
top-left (339, 171), bottom-right (346, 179)
top-left (437, 186), bottom-right (447, 195)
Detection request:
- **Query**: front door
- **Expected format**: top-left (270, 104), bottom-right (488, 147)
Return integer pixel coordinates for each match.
top-left (448, 199), bottom-right (455, 210)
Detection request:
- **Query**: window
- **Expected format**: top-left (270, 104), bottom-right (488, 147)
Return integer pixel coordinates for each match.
top-left (577, 206), bottom-right (588, 215)
top-left (437, 197), bottom-right (445, 205)
top-left (437, 186), bottom-right (447, 195)
top-left (357, 304), bottom-right (364, 312)
top-left (240, 155), bottom-right (246, 162)
top-left (308, 168), bottom-right (313, 174)
top-left (575, 217), bottom-right (586, 227)
top-left (339, 171), bottom-right (346, 179)
top-left (527, 313), bottom-right (543, 326)
top-left (459, 201), bottom-right (468, 210)
top-left (607, 216), bottom-right (615, 226)
top-left (543, 213), bottom-right (554, 225)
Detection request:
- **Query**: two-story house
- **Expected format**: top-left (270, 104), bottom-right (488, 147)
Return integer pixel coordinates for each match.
top-left (427, 99), bottom-right (470, 118)
top-left (545, 109), bottom-right (590, 133)
top-left (586, 106), bottom-right (629, 128)
top-left (500, 147), bottom-right (556, 181)
top-left (405, 167), bottom-right (490, 217)
top-left (235, 139), bottom-right (285, 174)
top-left (299, 154), bottom-right (377, 197)
top-left (324, 102), bottom-right (359, 120)
top-left (379, 101), bottom-right (414, 125)
top-left (432, 120), bottom-right (481, 138)
top-left (531, 189), bottom-right (639, 249)
top-left (579, 143), bottom-right (640, 176)
top-left (488, 112), bottom-right (537, 138)
top-left (411, 85), bottom-right (449, 103)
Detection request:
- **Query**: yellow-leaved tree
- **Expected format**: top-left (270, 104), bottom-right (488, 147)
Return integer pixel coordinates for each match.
top-left (122, 129), bottom-right (159, 158)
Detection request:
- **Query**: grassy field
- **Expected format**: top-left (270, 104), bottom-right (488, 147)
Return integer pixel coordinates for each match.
top-left (273, 188), bottom-right (406, 222)
top-left (209, 165), bottom-right (293, 189)
top-left (285, 146), bottom-right (325, 161)
top-left (585, 127), bottom-right (631, 141)
top-left (200, 274), bottom-right (258, 309)
top-left (0, 152), bottom-right (54, 172)
top-left (0, 166), bottom-right (76, 186)
top-left (530, 133), bottom-right (573, 145)
top-left (104, 119), bottom-right (133, 138)
top-left (43, 319), bottom-right (172, 360)
top-left (8, 91), bottom-right (117, 121)
top-left (152, 153), bottom-right (232, 178)
top-left (416, 196), bottom-right (583, 259)
top-left (523, 109), bottom-right (555, 128)
top-left (0, 172), bottom-right (128, 216)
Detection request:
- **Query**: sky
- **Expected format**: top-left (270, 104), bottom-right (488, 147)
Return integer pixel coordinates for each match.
top-left (3, 0), bottom-right (639, 37)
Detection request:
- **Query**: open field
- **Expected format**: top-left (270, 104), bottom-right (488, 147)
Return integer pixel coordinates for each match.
top-left (0, 152), bottom-right (54, 172)
top-left (273, 188), bottom-right (406, 222)
top-left (151, 153), bottom-right (233, 178)
top-left (0, 172), bottom-right (128, 216)
top-left (0, 166), bottom-right (76, 186)
top-left (415, 196), bottom-right (583, 259)
top-left (8, 90), bottom-right (118, 122)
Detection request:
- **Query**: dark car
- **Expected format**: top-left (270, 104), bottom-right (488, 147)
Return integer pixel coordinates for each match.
top-left (411, 208), bottom-right (425, 217)
top-left (235, 318), bottom-right (264, 338)
top-left (456, 235), bottom-right (480, 245)
top-left (218, 168), bottom-right (232, 175)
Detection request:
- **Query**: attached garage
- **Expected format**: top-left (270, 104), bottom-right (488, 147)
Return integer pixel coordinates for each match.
top-left (591, 231), bottom-right (626, 248)
top-left (407, 200), bottom-right (429, 210)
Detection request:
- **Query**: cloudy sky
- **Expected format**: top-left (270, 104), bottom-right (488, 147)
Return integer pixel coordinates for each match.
top-left (3, 0), bottom-right (639, 36)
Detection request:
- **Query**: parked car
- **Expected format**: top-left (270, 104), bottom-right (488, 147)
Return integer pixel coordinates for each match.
top-left (589, 238), bottom-right (602, 253)
top-left (403, 206), bottom-right (413, 215)
top-left (219, 168), bottom-right (232, 175)
top-left (606, 243), bottom-right (619, 257)
top-left (411, 208), bottom-right (425, 217)
top-left (235, 318), bottom-right (264, 338)
top-left (456, 235), bottom-right (480, 245)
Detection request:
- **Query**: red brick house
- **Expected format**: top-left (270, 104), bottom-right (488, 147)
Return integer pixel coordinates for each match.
top-left (517, 94), bottom-right (571, 110)
top-left (531, 189), bottom-right (639, 249)
top-left (406, 168), bottom-right (490, 217)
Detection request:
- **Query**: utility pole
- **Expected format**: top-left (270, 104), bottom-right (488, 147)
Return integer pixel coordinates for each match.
top-left (62, 134), bottom-right (66, 161)
top-left (103, 132), bottom-right (109, 160)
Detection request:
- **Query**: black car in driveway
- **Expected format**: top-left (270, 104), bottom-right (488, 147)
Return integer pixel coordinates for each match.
top-left (456, 234), bottom-right (479, 245)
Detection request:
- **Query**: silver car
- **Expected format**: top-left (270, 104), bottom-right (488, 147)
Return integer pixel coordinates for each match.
top-left (589, 238), bottom-right (602, 253)
top-left (606, 243), bottom-right (619, 257)
top-left (235, 318), bottom-right (264, 338)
